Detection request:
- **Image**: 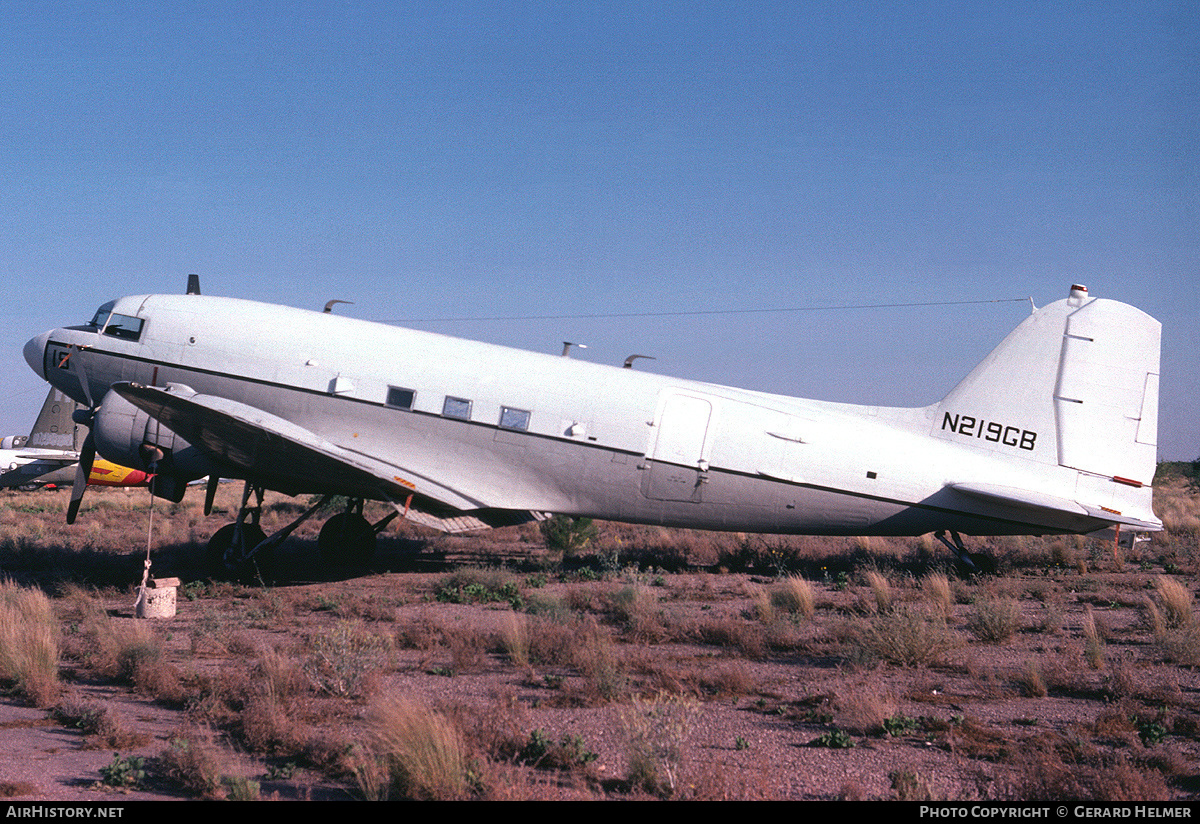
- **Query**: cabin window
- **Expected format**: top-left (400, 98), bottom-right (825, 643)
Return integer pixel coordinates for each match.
top-left (387, 387), bottom-right (415, 410)
top-left (442, 396), bottom-right (472, 420)
top-left (499, 407), bottom-right (531, 431)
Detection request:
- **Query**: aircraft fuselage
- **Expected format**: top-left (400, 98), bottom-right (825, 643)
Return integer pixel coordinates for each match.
top-left (24, 290), bottom-right (1160, 537)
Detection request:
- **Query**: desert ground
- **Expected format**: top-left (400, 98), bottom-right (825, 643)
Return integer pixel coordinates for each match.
top-left (1, 467), bottom-right (1199, 801)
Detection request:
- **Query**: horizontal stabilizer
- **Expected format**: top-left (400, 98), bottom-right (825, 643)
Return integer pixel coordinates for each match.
top-left (1074, 503), bottom-right (1164, 532)
top-left (401, 507), bottom-right (548, 534)
top-left (950, 481), bottom-right (1163, 532)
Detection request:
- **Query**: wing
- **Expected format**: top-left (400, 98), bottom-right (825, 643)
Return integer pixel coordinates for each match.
top-left (110, 382), bottom-right (541, 533)
top-left (13, 453), bottom-right (78, 464)
top-left (0, 454), bottom-right (79, 488)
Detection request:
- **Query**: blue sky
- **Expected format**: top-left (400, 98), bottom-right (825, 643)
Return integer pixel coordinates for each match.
top-left (1, 2), bottom-right (1196, 459)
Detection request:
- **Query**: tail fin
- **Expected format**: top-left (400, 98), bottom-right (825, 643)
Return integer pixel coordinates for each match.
top-left (25, 388), bottom-right (84, 452)
top-left (935, 284), bottom-right (1161, 487)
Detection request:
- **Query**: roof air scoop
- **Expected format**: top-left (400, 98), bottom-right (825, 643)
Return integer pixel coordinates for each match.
top-left (186, 274), bottom-right (201, 295)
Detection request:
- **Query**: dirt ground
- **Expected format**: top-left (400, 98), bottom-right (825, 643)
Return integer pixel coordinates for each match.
top-left (2, 486), bottom-right (1200, 801)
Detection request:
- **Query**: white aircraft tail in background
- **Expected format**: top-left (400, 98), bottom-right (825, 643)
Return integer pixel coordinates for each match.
top-left (1, 388), bottom-right (155, 493)
top-left (0, 388), bottom-right (84, 489)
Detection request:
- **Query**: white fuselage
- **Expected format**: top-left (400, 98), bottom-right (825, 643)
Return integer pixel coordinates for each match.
top-left (25, 293), bottom-right (1149, 536)
top-left (0, 447), bottom-right (78, 488)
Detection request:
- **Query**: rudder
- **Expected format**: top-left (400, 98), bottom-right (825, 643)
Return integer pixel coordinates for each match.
top-left (1054, 292), bottom-right (1160, 485)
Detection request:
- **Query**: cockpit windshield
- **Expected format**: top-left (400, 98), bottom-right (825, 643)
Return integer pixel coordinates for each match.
top-left (88, 301), bottom-right (115, 329)
top-left (87, 301), bottom-right (144, 341)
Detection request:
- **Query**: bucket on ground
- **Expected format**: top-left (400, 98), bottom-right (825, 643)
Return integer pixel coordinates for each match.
top-left (135, 576), bottom-right (180, 619)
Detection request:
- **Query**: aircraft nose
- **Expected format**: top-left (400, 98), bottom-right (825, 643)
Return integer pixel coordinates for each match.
top-left (24, 331), bottom-right (50, 380)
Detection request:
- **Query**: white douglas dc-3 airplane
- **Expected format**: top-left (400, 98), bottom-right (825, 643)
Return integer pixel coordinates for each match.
top-left (23, 278), bottom-right (1161, 576)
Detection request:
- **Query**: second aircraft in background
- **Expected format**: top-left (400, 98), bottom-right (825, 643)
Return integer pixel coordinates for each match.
top-left (0, 388), bottom-right (152, 492)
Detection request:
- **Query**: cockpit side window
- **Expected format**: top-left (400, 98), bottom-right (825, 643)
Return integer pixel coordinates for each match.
top-left (88, 301), bottom-right (143, 341)
top-left (103, 313), bottom-right (143, 340)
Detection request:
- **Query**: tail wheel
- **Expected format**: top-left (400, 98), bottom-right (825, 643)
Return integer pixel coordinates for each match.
top-left (318, 512), bottom-right (376, 566)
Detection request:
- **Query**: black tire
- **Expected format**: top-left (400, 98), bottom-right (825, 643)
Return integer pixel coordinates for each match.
top-left (206, 522), bottom-right (270, 580)
top-left (969, 552), bottom-right (997, 575)
top-left (318, 512), bottom-right (376, 566)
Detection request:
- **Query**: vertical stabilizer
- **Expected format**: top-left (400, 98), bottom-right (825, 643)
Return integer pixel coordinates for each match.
top-left (25, 388), bottom-right (83, 452)
top-left (933, 292), bottom-right (1070, 465)
top-left (934, 285), bottom-right (1161, 488)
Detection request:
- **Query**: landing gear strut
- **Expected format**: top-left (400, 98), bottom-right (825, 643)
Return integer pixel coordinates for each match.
top-left (205, 486), bottom-right (407, 578)
top-left (934, 530), bottom-right (996, 576)
top-left (206, 482), bottom-right (333, 580)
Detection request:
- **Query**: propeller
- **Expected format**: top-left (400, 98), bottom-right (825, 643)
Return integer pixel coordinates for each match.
top-left (64, 345), bottom-right (99, 525)
top-left (66, 423), bottom-right (95, 524)
top-left (204, 474), bottom-right (220, 515)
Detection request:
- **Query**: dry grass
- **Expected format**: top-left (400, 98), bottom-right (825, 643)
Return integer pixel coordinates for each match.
top-left (356, 695), bottom-right (473, 800)
top-left (604, 582), bottom-right (667, 642)
top-left (1017, 660), bottom-right (1048, 697)
top-left (1155, 576), bottom-right (1194, 628)
top-left (572, 621), bottom-right (629, 703)
top-left (967, 596), bottom-right (1023, 643)
top-left (60, 589), bottom-right (165, 687)
top-left (864, 569), bottom-right (894, 613)
top-left (51, 701), bottom-right (150, 750)
top-left (770, 574), bottom-right (816, 619)
top-left (850, 604), bottom-right (956, 667)
top-left (1081, 606), bottom-right (1107, 670)
top-left (302, 620), bottom-right (392, 697)
top-left (158, 727), bottom-right (258, 800)
top-left (500, 612), bottom-right (531, 671)
top-left (618, 693), bottom-right (698, 797)
top-left (834, 680), bottom-right (899, 734)
top-left (922, 572), bottom-right (953, 616)
top-left (1156, 482), bottom-right (1200, 537)
top-left (0, 581), bottom-right (60, 706)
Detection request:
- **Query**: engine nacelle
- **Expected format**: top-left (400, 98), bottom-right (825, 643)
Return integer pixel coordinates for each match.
top-left (92, 390), bottom-right (219, 502)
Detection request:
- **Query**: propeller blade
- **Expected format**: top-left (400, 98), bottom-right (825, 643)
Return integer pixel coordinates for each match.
top-left (204, 475), bottom-right (220, 515)
top-left (66, 434), bottom-right (95, 524)
top-left (66, 345), bottom-right (94, 409)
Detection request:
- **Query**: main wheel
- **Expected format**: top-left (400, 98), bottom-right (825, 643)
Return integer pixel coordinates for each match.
top-left (206, 522), bottom-right (270, 580)
top-left (968, 551), bottom-right (997, 575)
top-left (318, 512), bottom-right (376, 566)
